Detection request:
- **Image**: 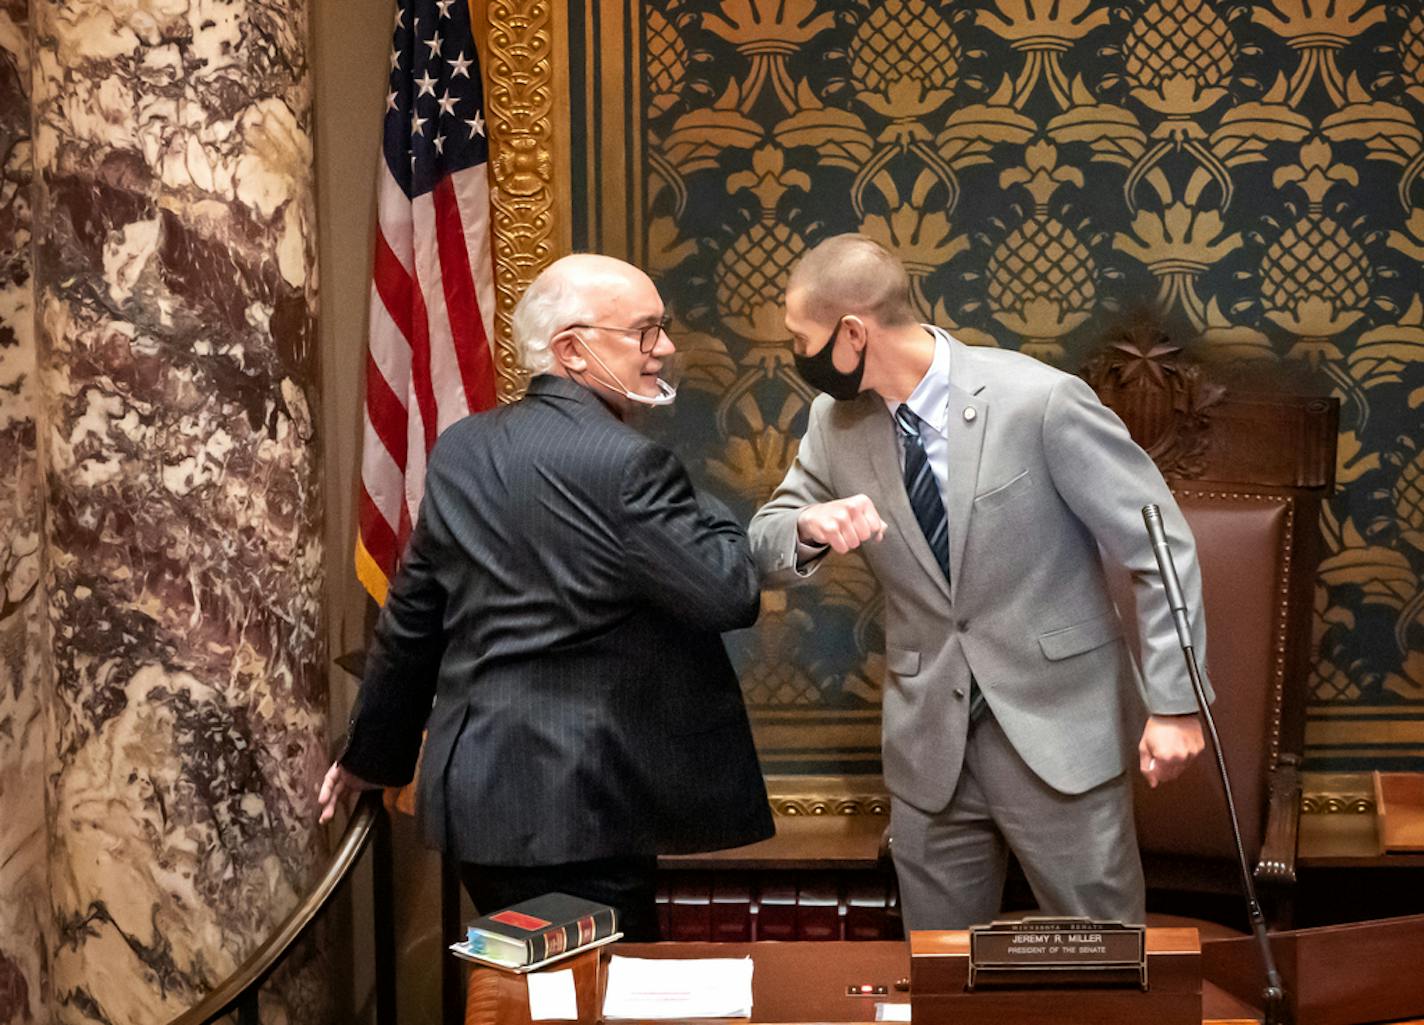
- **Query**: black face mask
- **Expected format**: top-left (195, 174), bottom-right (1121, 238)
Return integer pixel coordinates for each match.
top-left (793, 319), bottom-right (865, 400)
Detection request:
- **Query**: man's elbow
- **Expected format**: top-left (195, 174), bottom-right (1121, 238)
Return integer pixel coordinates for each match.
top-left (704, 563), bottom-right (762, 632)
top-left (730, 577), bottom-right (762, 629)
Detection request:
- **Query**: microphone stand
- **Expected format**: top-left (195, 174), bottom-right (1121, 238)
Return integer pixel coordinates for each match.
top-left (1142, 504), bottom-right (1290, 1025)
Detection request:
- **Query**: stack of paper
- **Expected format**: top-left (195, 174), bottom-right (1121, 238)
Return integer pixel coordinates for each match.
top-left (602, 955), bottom-right (755, 1019)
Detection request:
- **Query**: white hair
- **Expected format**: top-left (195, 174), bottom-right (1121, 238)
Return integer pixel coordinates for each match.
top-left (510, 263), bottom-right (594, 374)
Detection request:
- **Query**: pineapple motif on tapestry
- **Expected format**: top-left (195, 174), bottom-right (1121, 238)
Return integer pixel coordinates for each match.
top-left (619, 0), bottom-right (1424, 772)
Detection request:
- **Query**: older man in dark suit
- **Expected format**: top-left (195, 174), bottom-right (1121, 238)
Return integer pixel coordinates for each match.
top-left (318, 254), bottom-right (773, 940)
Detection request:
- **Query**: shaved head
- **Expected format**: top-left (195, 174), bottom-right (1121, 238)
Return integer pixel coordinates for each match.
top-left (786, 234), bottom-right (917, 327)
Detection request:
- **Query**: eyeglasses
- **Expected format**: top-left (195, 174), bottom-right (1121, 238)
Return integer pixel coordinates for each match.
top-left (567, 316), bottom-right (671, 354)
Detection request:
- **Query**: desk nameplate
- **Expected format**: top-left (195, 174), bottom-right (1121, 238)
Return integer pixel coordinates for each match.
top-left (968, 919), bottom-right (1147, 990)
top-left (912, 927), bottom-right (1199, 1025)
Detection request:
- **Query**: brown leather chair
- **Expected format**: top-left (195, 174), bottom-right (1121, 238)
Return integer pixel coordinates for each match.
top-left (1082, 331), bottom-right (1338, 926)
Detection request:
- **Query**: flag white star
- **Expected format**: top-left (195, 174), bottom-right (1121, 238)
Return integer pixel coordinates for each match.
top-left (394, 7), bottom-right (404, 28)
top-left (415, 69), bottom-right (438, 97)
top-left (389, 47), bottom-right (401, 70)
top-left (448, 50), bottom-right (473, 78)
top-left (466, 109), bottom-right (485, 138)
top-left (436, 0), bottom-right (454, 17)
top-left (434, 134), bottom-right (446, 155)
top-left (411, 111), bottom-right (428, 137)
top-left (437, 89), bottom-right (459, 117)
top-left (424, 32), bottom-right (443, 58)
top-left (386, 90), bottom-right (399, 112)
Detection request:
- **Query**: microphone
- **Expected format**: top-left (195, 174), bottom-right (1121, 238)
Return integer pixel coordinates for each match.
top-left (1141, 504), bottom-right (1290, 1025)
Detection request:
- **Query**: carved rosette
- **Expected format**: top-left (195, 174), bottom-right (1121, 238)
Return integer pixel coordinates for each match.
top-left (485, 0), bottom-right (557, 403)
top-left (1079, 324), bottom-right (1226, 480)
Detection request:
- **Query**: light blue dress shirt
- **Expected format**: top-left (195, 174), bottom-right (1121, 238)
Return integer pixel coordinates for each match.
top-left (884, 326), bottom-right (954, 520)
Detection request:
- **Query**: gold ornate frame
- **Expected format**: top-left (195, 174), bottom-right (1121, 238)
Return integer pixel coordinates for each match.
top-left (476, 0), bottom-right (573, 405)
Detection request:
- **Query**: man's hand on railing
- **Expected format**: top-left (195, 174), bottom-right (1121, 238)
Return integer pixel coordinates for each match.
top-left (318, 761), bottom-right (382, 824)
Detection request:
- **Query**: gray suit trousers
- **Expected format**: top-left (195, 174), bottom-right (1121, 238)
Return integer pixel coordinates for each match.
top-left (890, 712), bottom-right (1146, 931)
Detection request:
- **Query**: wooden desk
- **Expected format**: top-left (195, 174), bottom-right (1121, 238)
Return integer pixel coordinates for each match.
top-left (461, 940), bottom-right (1266, 1024)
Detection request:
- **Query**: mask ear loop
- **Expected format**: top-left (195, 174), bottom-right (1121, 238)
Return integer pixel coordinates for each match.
top-left (570, 333), bottom-right (633, 395)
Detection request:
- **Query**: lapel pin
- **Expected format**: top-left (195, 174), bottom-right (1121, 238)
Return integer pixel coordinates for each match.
top-left (963, 407), bottom-right (977, 423)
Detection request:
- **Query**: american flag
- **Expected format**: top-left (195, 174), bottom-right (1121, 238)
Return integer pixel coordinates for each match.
top-left (357, 0), bottom-right (497, 604)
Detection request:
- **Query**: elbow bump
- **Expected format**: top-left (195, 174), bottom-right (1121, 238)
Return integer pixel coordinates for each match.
top-left (725, 573), bottom-right (762, 630)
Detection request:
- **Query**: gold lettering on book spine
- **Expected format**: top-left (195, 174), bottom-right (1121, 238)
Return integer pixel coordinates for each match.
top-left (484, 0), bottom-right (556, 403)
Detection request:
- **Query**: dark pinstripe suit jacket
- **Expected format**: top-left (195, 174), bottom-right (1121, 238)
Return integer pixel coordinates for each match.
top-left (342, 374), bottom-right (774, 864)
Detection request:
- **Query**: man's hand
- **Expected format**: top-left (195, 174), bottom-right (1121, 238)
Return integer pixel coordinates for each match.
top-left (318, 761), bottom-right (382, 824)
top-left (796, 495), bottom-right (887, 554)
top-left (1138, 714), bottom-right (1205, 788)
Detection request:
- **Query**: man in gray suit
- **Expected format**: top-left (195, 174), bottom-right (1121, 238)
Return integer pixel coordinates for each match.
top-left (319, 254), bottom-right (773, 939)
top-left (750, 235), bottom-right (1210, 930)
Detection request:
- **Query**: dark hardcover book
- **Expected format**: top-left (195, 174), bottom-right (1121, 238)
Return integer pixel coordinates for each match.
top-left (458, 893), bottom-right (618, 968)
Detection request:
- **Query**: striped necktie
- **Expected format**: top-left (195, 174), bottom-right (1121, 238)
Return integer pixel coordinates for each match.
top-left (894, 404), bottom-right (949, 582)
top-left (894, 403), bottom-right (986, 722)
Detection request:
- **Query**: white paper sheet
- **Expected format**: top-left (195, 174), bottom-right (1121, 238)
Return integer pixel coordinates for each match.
top-left (875, 1001), bottom-right (912, 1021)
top-left (526, 969), bottom-right (578, 1021)
top-left (602, 955), bottom-right (755, 1019)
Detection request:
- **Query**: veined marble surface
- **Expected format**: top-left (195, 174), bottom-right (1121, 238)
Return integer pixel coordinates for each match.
top-left (0, 2), bottom-right (48, 1023)
top-left (29, 1), bottom-right (328, 1021)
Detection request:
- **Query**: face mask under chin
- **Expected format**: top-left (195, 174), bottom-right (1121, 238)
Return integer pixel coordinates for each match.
top-left (573, 335), bottom-right (678, 407)
top-left (793, 319), bottom-right (865, 400)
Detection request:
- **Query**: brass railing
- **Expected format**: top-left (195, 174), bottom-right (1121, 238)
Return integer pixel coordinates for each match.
top-left (167, 790), bottom-right (395, 1025)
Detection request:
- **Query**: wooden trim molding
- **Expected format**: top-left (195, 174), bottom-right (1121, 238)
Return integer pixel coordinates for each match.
top-left (766, 776), bottom-right (891, 817)
top-left (479, 0), bottom-right (571, 404)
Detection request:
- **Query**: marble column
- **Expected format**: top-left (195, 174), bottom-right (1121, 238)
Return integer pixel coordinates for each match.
top-left (30, 1), bottom-right (328, 1022)
top-left (0, 3), bottom-right (47, 1023)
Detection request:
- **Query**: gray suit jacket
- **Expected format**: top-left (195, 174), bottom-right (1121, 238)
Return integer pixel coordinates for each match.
top-left (749, 336), bottom-right (1210, 813)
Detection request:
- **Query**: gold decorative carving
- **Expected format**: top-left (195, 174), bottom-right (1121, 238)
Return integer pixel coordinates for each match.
top-left (1301, 793), bottom-right (1376, 814)
top-left (1300, 771), bottom-right (1377, 813)
top-left (766, 776), bottom-right (892, 816)
top-left (773, 795), bottom-right (891, 817)
top-left (483, 0), bottom-right (557, 404)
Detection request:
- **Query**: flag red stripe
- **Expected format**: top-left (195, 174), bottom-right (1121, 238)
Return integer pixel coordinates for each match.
top-left (397, 496), bottom-right (413, 554)
top-left (373, 230), bottom-right (416, 345)
top-left (365, 352), bottom-right (408, 472)
top-left (433, 176), bottom-right (498, 411)
top-left (407, 269), bottom-right (439, 453)
top-left (359, 482), bottom-right (400, 579)
top-left (374, 221), bottom-right (436, 454)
